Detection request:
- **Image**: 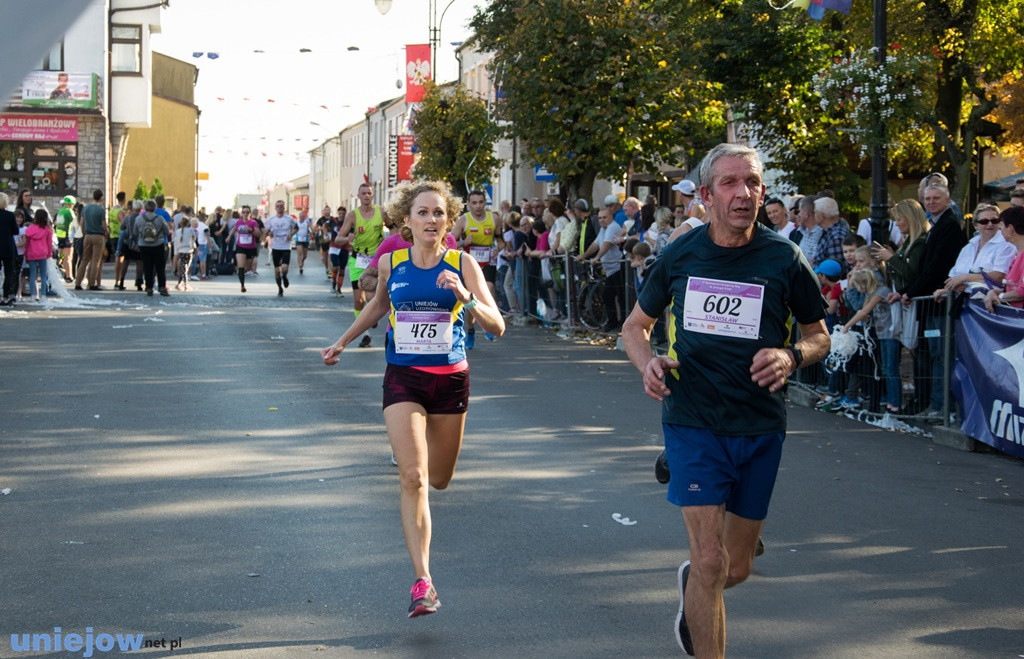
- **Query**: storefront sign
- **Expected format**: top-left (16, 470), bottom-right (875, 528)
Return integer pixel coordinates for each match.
top-left (952, 299), bottom-right (1024, 459)
top-left (21, 72), bottom-right (98, 110)
top-left (0, 115), bottom-right (79, 141)
top-left (388, 135), bottom-right (417, 189)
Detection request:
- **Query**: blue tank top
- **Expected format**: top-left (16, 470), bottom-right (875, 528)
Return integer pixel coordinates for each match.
top-left (385, 248), bottom-right (468, 366)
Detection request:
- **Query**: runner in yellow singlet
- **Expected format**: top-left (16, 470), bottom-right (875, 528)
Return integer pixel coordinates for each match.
top-left (451, 190), bottom-right (498, 348)
top-left (338, 183), bottom-right (391, 347)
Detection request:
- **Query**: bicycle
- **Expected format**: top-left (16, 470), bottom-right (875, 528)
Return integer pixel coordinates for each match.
top-left (575, 261), bottom-right (608, 331)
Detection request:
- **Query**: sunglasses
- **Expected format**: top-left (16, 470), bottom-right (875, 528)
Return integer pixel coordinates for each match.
top-left (974, 218), bottom-right (998, 226)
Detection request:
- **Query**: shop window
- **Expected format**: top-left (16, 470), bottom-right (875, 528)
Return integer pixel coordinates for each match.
top-left (0, 142), bottom-right (76, 197)
top-left (111, 24), bottom-right (142, 75)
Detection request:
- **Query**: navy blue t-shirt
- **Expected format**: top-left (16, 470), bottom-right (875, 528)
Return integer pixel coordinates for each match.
top-left (638, 223), bottom-right (826, 435)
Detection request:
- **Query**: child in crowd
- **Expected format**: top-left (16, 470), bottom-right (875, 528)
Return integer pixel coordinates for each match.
top-left (840, 267), bottom-right (900, 412)
top-left (629, 240), bottom-right (655, 288)
top-left (24, 209), bottom-right (53, 303)
top-left (814, 259), bottom-right (845, 407)
top-left (834, 247), bottom-right (888, 411)
top-left (14, 208), bottom-right (28, 300)
top-left (173, 216), bottom-right (196, 291)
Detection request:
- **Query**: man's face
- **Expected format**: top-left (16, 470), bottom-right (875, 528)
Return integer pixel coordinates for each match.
top-left (275, 201), bottom-right (285, 215)
top-left (519, 218), bottom-right (531, 232)
top-left (468, 194), bottom-right (486, 216)
top-left (358, 186), bottom-right (373, 205)
top-left (922, 188), bottom-right (949, 216)
top-left (531, 200), bottom-right (544, 217)
top-left (322, 206), bottom-right (331, 217)
top-left (842, 245), bottom-right (857, 265)
top-left (1010, 196), bottom-right (1024, 208)
top-left (765, 202), bottom-right (787, 228)
top-left (623, 199), bottom-right (640, 217)
top-left (598, 209), bottom-right (613, 228)
top-left (701, 156), bottom-right (765, 232)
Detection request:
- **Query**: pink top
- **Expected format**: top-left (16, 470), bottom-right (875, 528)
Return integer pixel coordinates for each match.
top-left (536, 231), bottom-right (550, 252)
top-left (1003, 249), bottom-right (1024, 308)
top-left (24, 225), bottom-right (53, 261)
top-left (369, 232), bottom-right (458, 269)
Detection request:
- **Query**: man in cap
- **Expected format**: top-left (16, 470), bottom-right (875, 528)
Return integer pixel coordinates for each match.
top-left (55, 195), bottom-right (76, 282)
top-left (672, 179), bottom-right (700, 217)
top-left (604, 194), bottom-right (626, 227)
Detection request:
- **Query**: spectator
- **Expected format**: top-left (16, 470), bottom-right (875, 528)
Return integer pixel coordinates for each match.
top-left (191, 212), bottom-right (211, 280)
top-left (14, 209), bottom-right (28, 299)
top-left (812, 196), bottom-right (850, 269)
top-left (666, 203), bottom-right (709, 243)
top-left (671, 179), bottom-right (699, 216)
top-left (584, 207), bottom-right (625, 331)
top-left (765, 197), bottom-right (796, 240)
top-left (604, 194), bottom-right (625, 226)
top-left (934, 202), bottom-right (1016, 299)
top-left (796, 195), bottom-right (822, 266)
top-left (499, 211), bottom-right (521, 316)
top-left (24, 208), bottom-right (53, 303)
top-left (838, 268), bottom-right (897, 413)
top-left (74, 189), bottom-right (107, 291)
top-left (1010, 189), bottom-right (1024, 208)
top-left (872, 199), bottom-right (930, 300)
top-left (0, 193), bottom-right (17, 306)
top-left (173, 216), bottom-right (196, 291)
top-left (788, 196), bottom-right (805, 245)
top-left (135, 199), bottom-right (171, 297)
top-left (902, 184), bottom-right (967, 419)
top-left (983, 206), bottom-right (1024, 311)
top-left (650, 206), bottom-right (674, 254)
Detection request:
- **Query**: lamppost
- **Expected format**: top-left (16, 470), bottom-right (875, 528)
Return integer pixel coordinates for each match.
top-left (869, 0), bottom-right (888, 232)
top-left (429, 0), bottom-right (457, 80)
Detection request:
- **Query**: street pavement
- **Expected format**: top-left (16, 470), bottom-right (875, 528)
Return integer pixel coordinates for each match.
top-left (1, 260), bottom-right (1022, 658)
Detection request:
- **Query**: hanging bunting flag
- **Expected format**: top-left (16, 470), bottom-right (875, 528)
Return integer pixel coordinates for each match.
top-left (405, 44), bottom-right (431, 103)
top-left (192, 52), bottom-right (203, 58)
top-left (206, 52), bottom-right (219, 59)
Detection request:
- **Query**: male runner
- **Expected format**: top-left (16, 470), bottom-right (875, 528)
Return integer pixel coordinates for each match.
top-left (265, 200), bottom-right (298, 296)
top-left (294, 209), bottom-right (313, 274)
top-left (337, 183), bottom-right (390, 347)
top-left (451, 189), bottom-right (498, 348)
top-left (622, 143), bottom-right (830, 657)
top-left (315, 205), bottom-right (333, 278)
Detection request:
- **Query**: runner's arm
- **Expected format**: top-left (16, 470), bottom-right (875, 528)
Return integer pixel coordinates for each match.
top-left (750, 319), bottom-right (830, 393)
top-left (444, 253), bottom-right (505, 337)
top-left (622, 303), bottom-right (679, 403)
top-left (322, 261), bottom-right (393, 364)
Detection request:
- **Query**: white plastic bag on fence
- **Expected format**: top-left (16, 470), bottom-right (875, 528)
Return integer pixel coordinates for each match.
top-left (898, 300), bottom-right (919, 350)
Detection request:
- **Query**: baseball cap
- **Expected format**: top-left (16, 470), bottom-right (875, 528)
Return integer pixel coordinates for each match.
top-left (61, 195), bottom-right (76, 205)
top-left (814, 259), bottom-right (842, 279)
top-left (573, 199), bottom-right (589, 211)
top-left (603, 194), bottom-right (620, 206)
top-left (672, 180), bottom-right (697, 196)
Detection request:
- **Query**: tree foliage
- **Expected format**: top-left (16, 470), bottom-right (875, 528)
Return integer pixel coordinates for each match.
top-left (133, 178), bottom-right (148, 201)
top-left (148, 177), bottom-right (164, 200)
top-left (471, 0), bottom-right (726, 203)
top-left (410, 81), bottom-right (502, 199)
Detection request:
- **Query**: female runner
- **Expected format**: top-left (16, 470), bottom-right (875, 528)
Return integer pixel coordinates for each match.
top-left (225, 207), bottom-right (261, 292)
top-left (321, 181), bottom-right (504, 617)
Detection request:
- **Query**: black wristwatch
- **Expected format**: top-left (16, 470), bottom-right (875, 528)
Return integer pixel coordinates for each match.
top-left (788, 345), bottom-right (804, 369)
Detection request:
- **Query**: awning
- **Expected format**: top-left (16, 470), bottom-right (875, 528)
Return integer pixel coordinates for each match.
top-left (983, 171), bottom-right (1024, 202)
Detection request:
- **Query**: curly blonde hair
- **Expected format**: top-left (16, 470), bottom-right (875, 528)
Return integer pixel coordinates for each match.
top-left (384, 181), bottom-right (464, 243)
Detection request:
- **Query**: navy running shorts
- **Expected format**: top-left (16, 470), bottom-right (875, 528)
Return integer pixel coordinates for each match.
top-left (663, 423), bottom-right (784, 521)
top-left (382, 363), bottom-right (469, 415)
top-left (271, 249), bottom-right (291, 267)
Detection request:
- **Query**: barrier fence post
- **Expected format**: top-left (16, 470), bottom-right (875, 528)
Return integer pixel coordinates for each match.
top-left (942, 293), bottom-right (954, 428)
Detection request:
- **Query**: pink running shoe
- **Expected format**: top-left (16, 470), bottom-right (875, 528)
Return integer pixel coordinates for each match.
top-left (408, 578), bottom-right (440, 618)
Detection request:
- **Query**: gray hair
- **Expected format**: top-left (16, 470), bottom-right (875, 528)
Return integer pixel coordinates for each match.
top-left (132, 200), bottom-right (144, 210)
top-left (813, 196), bottom-right (840, 219)
top-left (924, 184), bottom-right (950, 199)
top-left (144, 199), bottom-right (156, 212)
top-left (0, 192), bottom-right (7, 207)
top-left (698, 143), bottom-right (762, 190)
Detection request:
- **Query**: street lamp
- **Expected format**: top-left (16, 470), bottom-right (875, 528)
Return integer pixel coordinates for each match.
top-left (429, 0), bottom-right (457, 80)
top-left (375, 0), bottom-right (392, 15)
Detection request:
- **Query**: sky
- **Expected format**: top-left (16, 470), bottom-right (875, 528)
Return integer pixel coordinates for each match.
top-left (150, 0), bottom-right (482, 209)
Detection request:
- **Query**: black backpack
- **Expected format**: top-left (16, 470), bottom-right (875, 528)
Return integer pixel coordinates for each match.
top-left (142, 215), bottom-right (160, 243)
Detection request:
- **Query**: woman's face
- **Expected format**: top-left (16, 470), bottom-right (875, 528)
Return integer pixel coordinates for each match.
top-left (854, 252), bottom-right (871, 270)
top-left (408, 191), bottom-right (447, 244)
top-left (894, 214), bottom-right (909, 235)
top-left (974, 210), bottom-right (1000, 241)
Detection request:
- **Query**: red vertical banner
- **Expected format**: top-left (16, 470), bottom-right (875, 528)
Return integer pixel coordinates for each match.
top-left (397, 135), bottom-right (416, 182)
top-left (405, 44), bottom-right (432, 102)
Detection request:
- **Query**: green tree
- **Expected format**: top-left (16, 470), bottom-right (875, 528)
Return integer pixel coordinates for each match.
top-left (471, 0), bottom-right (726, 204)
top-left (410, 81), bottom-right (502, 199)
top-left (148, 177), bottom-right (164, 200)
top-left (133, 177), bottom-right (148, 201)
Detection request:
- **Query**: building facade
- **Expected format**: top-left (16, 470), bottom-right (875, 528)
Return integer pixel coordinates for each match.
top-left (1, 0), bottom-right (165, 214)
